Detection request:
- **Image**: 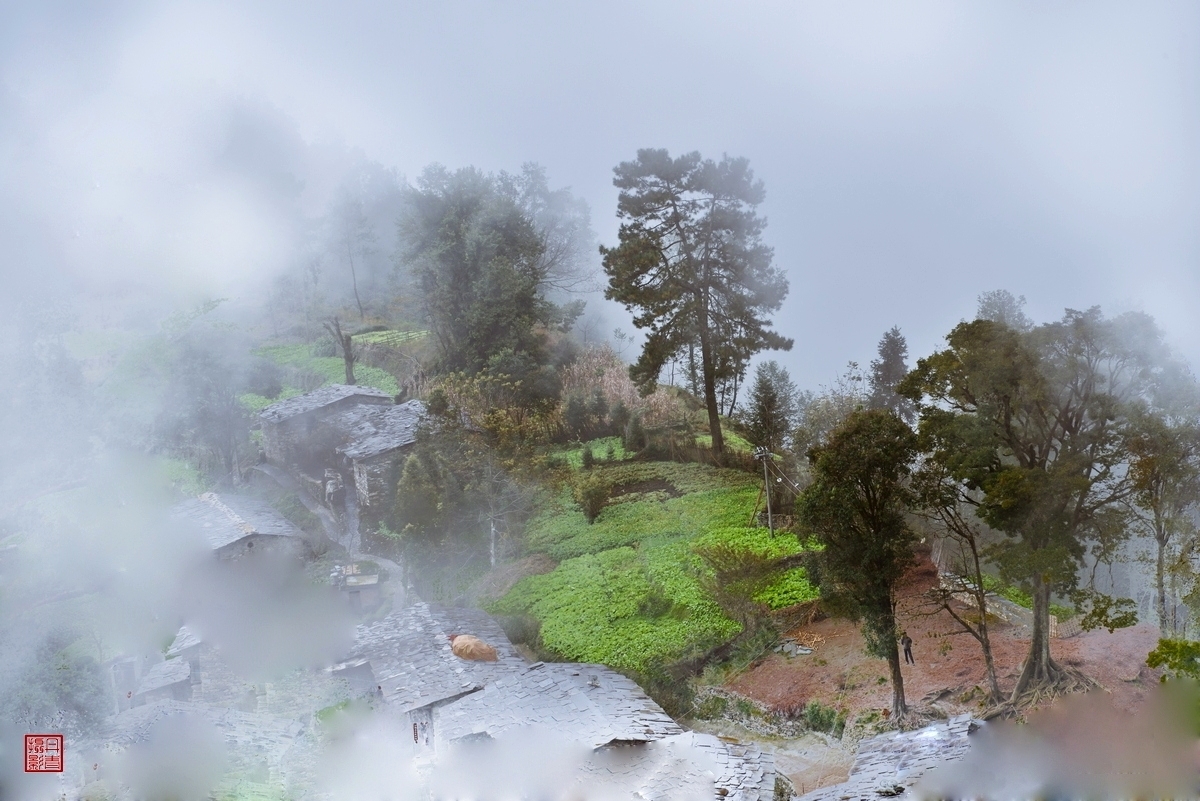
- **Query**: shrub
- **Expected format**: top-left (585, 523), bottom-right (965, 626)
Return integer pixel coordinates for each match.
top-left (693, 694), bottom-right (728, 720)
top-left (581, 447), bottom-right (596, 470)
top-left (605, 443), bottom-right (616, 462)
top-left (804, 700), bottom-right (846, 737)
top-left (624, 415), bottom-right (647, 452)
top-left (574, 475), bottom-right (610, 523)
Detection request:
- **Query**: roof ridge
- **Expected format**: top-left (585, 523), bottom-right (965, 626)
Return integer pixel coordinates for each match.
top-left (198, 492), bottom-right (256, 535)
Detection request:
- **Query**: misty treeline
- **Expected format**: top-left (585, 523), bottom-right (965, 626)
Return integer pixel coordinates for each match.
top-left (768, 291), bottom-right (1200, 719)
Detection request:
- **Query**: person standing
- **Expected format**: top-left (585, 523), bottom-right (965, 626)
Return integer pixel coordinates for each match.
top-left (900, 632), bottom-right (914, 665)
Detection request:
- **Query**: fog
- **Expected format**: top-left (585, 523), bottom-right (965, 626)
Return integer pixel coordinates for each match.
top-left (1, 1), bottom-right (1198, 799)
top-left (3, 2), bottom-right (1198, 380)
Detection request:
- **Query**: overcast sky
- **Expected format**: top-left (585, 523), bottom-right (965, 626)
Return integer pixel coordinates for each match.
top-left (2, 1), bottom-right (1197, 388)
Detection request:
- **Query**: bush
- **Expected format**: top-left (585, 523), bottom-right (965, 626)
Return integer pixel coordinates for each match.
top-left (574, 475), bottom-right (610, 523)
top-left (804, 700), bottom-right (846, 737)
top-left (605, 443), bottom-right (616, 462)
top-left (693, 694), bottom-right (728, 720)
top-left (581, 447), bottom-right (596, 470)
top-left (624, 415), bottom-right (647, 452)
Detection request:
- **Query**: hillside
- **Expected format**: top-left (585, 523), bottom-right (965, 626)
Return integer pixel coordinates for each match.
top-left (486, 440), bottom-right (817, 683)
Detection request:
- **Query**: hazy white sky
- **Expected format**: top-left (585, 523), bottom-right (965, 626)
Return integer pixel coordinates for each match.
top-left (2, 0), bottom-right (1197, 387)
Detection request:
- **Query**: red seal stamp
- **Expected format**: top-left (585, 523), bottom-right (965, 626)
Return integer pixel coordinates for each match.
top-left (24, 734), bottom-right (64, 773)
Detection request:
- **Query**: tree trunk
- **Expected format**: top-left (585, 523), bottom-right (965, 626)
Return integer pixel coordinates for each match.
top-left (1011, 575), bottom-right (1061, 698)
top-left (697, 302), bottom-right (724, 464)
top-left (341, 333), bottom-right (356, 385)
top-left (1156, 532), bottom-right (1169, 634)
top-left (888, 643), bottom-right (907, 719)
top-left (966, 539), bottom-right (1003, 702)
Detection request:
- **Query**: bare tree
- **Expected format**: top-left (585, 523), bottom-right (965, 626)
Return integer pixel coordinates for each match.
top-left (913, 461), bottom-right (1003, 702)
top-left (323, 317), bottom-right (356, 385)
top-left (335, 197), bottom-right (377, 321)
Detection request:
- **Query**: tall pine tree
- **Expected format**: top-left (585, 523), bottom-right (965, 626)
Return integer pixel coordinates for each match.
top-left (868, 326), bottom-right (915, 424)
top-left (600, 149), bottom-right (792, 462)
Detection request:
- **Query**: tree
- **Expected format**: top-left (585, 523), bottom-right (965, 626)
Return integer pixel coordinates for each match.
top-left (869, 327), bottom-right (916, 424)
top-left (912, 457), bottom-right (1003, 702)
top-left (797, 409), bottom-right (919, 720)
top-left (323, 317), bottom-right (356, 385)
top-left (740, 360), bottom-right (798, 454)
top-left (334, 195), bottom-right (377, 320)
top-left (976, 289), bottom-right (1033, 332)
top-left (600, 149), bottom-right (792, 463)
top-left (901, 308), bottom-right (1169, 700)
top-left (399, 167), bottom-right (550, 374)
top-left (792, 362), bottom-right (870, 457)
top-left (1127, 408), bottom-right (1200, 634)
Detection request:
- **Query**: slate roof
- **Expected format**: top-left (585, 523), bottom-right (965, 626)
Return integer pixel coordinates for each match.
top-left (577, 731), bottom-right (776, 801)
top-left (90, 700), bottom-right (305, 766)
top-left (171, 493), bottom-right (307, 551)
top-left (348, 603), bottom-right (525, 712)
top-left (135, 658), bottom-right (191, 695)
top-left (258, 384), bottom-right (393, 424)
top-left (165, 625), bottom-right (202, 658)
top-left (349, 602), bottom-right (775, 798)
top-left (333, 400), bottom-right (426, 461)
top-left (798, 714), bottom-right (981, 801)
top-left (434, 661), bottom-right (682, 749)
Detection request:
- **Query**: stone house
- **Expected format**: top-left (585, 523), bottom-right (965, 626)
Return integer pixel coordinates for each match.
top-left (171, 492), bottom-right (314, 562)
top-left (259, 384), bottom-right (425, 517)
top-left (348, 602), bottom-right (779, 799)
top-left (333, 399), bottom-right (426, 511)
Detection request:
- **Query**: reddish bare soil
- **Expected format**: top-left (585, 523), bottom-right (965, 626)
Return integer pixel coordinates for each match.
top-left (730, 558), bottom-right (1165, 723)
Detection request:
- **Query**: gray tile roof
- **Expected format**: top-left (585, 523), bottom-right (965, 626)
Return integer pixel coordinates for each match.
top-left (171, 493), bottom-right (307, 551)
top-left (135, 658), bottom-right (191, 695)
top-left (349, 602), bottom-right (775, 798)
top-left (576, 731), bottom-right (776, 801)
top-left (259, 384), bottom-right (393, 424)
top-left (434, 662), bottom-right (682, 749)
top-left (335, 400), bottom-right (426, 461)
top-left (165, 625), bottom-right (202, 657)
top-left (348, 603), bottom-right (524, 712)
top-left (798, 714), bottom-right (981, 801)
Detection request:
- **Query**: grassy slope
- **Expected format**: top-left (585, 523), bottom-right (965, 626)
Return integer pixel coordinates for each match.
top-left (239, 333), bottom-right (428, 409)
top-left (489, 442), bottom-right (816, 674)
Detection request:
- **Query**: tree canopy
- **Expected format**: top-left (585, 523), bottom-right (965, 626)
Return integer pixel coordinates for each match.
top-left (398, 165), bottom-right (587, 374)
top-left (797, 408), bottom-right (919, 719)
top-left (901, 307), bottom-right (1172, 697)
top-left (600, 149), bottom-right (792, 462)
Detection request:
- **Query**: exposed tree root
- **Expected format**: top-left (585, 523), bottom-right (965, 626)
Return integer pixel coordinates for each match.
top-left (981, 664), bottom-right (1104, 721)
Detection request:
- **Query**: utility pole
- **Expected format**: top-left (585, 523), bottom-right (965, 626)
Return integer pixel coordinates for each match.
top-left (754, 446), bottom-right (773, 536)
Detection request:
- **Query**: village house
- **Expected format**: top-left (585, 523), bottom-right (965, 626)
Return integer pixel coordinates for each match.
top-left (348, 602), bottom-right (780, 799)
top-left (258, 384), bottom-right (425, 517)
top-left (171, 492), bottom-right (314, 561)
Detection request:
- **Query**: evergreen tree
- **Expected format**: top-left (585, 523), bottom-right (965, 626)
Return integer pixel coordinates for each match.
top-left (600, 149), bottom-right (792, 463)
top-left (740, 360), bottom-right (798, 454)
top-left (797, 409), bottom-right (919, 720)
top-left (868, 326), bottom-right (915, 424)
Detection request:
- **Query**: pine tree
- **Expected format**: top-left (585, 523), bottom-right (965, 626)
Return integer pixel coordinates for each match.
top-left (740, 360), bottom-right (798, 454)
top-left (600, 149), bottom-right (792, 463)
top-left (868, 327), bottom-right (915, 424)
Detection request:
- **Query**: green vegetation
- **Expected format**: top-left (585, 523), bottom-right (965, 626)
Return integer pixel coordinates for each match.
top-left (354, 329), bottom-right (428, 347)
top-left (238, 387), bottom-right (303, 413)
top-left (256, 344), bottom-right (402, 395)
top-left (491, 460), bottom-right (816, 675)
top-left (554, 437), bottom-right (631, 469)
top-left (803, 700), bottom-right (847, 737)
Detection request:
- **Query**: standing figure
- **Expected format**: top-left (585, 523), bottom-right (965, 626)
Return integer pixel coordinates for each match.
top-left (900, 632), bottom-right (914, 665)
